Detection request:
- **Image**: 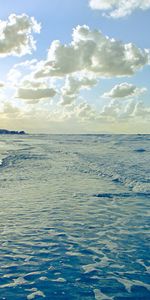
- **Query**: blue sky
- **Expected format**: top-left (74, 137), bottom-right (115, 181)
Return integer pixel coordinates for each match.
top-left (0, 0), bottom-right (150, 133)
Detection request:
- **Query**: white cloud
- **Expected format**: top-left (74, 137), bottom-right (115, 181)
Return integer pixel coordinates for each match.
top-left (133, 101), bottom-right (150, 118)
top-left (100, 98), bottom-right (136, 120)
top-left (72, 98), bottom-right (150, 124)
top-left (7, 69), bottom-right (22, 86)
top-left (14, 59), bottom-right (38, 69)
top-left (62, 75), bottom-right (97, 96)
top-left (60, 74), bottom-right (97, 105)
top-left (16, 80), bottom-right (57, 103)
top-left (7, 59), bottom-right (39, 87)
top-left (60, 94), bottom-right (76, 106)
top-left (34, 25), bottom-right (149, 79)
top-left (0, 14), bottom-right (40, 57)
top-left (17, 87), bottom-right (56, 101)
top-left (100, 98), bottom-right (150, 121)
top-left (0, 102), bottom-right (22, 119)
top-left (103, 83), bottom-right (147, 98)
top-left (1, 96), bottom-right (149, 133)
top-left (89, 0), bottom-right (150, 18)
top-left (75, 101), bottom-right (97, 120)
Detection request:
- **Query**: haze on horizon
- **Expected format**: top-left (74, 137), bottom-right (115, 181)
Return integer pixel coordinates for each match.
top-left (0, 0), bottom-right (150, 133)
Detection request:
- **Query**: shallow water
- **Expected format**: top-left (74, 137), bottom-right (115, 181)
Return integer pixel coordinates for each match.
top-left (0, 134), bottom-right (150, 299)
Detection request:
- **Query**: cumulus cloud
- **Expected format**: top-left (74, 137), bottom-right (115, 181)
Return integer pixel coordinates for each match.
top-left (16, 80), bottom-right (57, 103)
top-left (34, 25), bottom-right (149, 79)
top-left (89, 0), bottom-right (150, 18)
top-left (7, 59), bottom-right (39, 87)
top-left (60, 94), bottom-right (76, 106)
top-left (103, 83), bottom-right (147, 99)
top-left (100, 99), bottom-right (122, 120)
top-left (100, 98), bottom-right (150, 121)
top-left (72, 98), bottom-right (150, 123)
top-left (0, 102), bottom-right (22, 119)
top-left (0, 14), bottom-right (40, 57)
top-left (62, 75), bottom-right (97, 96)
top-left (17, 87), bottom-right (56, 101)
top-left (60, 74), bottom-right (97, 105)
top-left (133, 101), bottom-right (150, 118)
top-left (7, 69), bottom-right (22, 86)
top-left (75, 101), bottom-right (97, 120)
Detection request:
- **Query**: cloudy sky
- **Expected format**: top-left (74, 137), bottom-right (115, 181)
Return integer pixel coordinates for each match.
top-left (0, 0), bottom-right (150, 133)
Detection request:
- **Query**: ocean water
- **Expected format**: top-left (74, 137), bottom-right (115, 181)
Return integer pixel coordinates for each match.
top-left (0, 134), bottom-right (150, 300)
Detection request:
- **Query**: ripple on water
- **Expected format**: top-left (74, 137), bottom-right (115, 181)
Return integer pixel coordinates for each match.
top-left (0, 134), bottom-right (150, 299)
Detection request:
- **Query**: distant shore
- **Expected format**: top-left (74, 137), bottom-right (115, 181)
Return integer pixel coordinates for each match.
top-left (0, 129), bottom-right (26, 135)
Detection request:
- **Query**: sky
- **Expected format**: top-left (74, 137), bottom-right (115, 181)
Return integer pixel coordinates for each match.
top-left (0, 0), bottom-right (150, 133)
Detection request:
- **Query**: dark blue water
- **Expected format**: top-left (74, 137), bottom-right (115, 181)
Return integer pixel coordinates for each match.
top-left (0, 134), bottom-right (150, 299)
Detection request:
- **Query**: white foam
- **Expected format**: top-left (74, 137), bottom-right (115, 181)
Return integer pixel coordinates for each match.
top-left (117, 277), bottom-right (150, 293)
top-left (27, 290), bottom-right (45, 299)
top-left (94, 289), bottom-right (113, 300)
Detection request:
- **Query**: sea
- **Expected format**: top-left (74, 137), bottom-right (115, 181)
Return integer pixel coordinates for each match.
top-left (0, 134), bottom-right (150, 300)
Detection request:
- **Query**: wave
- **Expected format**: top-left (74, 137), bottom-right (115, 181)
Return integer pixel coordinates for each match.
top-left (0, 153), bottom-right (10, 168)
top-left (134, 148), bottom-right (146, 152)
top-left (93, 191), bottom-right (150, 199)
